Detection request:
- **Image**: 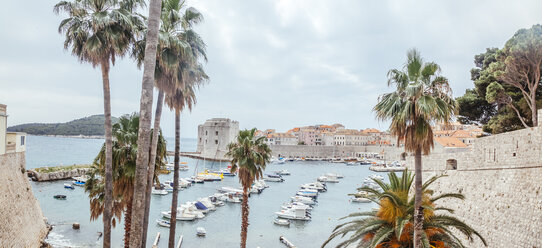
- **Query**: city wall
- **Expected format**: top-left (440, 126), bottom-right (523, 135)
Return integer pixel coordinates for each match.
top-left (406, 110), bottom-right (542, 247)
top-left (269, 144), bottom-right (404, 161)
top-left (0, 152), bottom-right (49, 247)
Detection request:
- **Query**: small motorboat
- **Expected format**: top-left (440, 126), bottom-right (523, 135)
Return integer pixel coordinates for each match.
top-left (352, 197), bottom-right (371, 203)
top-left (64, 183), bottom-right (75, 189)
top-left (273, 218), bottom-right (290, 226)
top-left (196, 227), bottom-right (206, 236)
top-left (156, 219), bottom-right (170, 228)
top-left (179, 165), bottom-right (189, 171)
top-left (275, 169), bottom-right (290, 175)
top-left (72, 176), bottom-right (87, 187)
top-left (152, 188), bottom-right (168, 195)
top-left (53, 194), bottom-right (67, 200)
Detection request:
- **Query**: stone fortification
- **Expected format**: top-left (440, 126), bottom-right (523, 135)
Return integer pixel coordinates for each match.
top-left (406, 109), bottom-right (542, 247)
top-left (270, 144), bottom-right (404, 161)
top-left (28, 167), bottom-right (91, 181)
top-left (196, 118), bottom-right (239, 159)
top-left (0, 152), bottom-right (49, 247)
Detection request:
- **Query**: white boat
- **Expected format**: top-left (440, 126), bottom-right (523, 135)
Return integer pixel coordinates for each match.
top-left (225, 193), bottom-right (242, 203)
top-left (156, 219), bottom-right (170, 227)
top-left (152, 188), bottom-right (168, 195)
top-left (197, 198), bottom-right (217, 211)
top-left (325, 173), bottom-right (344, 179)
top-left (296, 189), bottom-right (318, 197)
top-left (179, 165), bottom-right (189, 171)
top-left (318, 175), bottom-right (339, 183)
top-left (282, 202), bottom-right (312, 211)
top-left (369, 174), bottom-right (384, 181)
top-left (352, 197), bottom-right (371, 203)
top-left (161, 210), bottom-right (196, 221)
top-left (273, 218), bottom-right (290, 226)
top-left (275, 169), bottom-right (290, 175)
top-left (179, 204), bottom-right (206, 218)
top-left (162, 183), bottom-right (174, 192)
top-left (196, 227), bottom-right (206, 236)
top-left (277, 159), bottom-right (286, 164)
top-left (219, 186), bottom-right (244, 194)
top-left (64, 183), bottom-right (75, 189)
top-left (72, 176), bottom-right (87, 187)
top-left (275, 206), bottom-right (311, 220)
top-left (346, 161), bottom-right (357, 166)
top-left (290, 196), bottom-right (316, 205)
top-left (300, 182), bottom-right (327, 192)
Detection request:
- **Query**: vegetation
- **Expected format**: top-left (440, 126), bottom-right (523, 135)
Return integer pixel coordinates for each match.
top-left (34, 164), bottom-right (90, 173)
top-left (54, 0), bottom-right (144, 246)
top-left (7, 115), bottom-right (119, 136)
top-left (322, 171), bottom-right (486, 248)
top-left (85, 114), bottom-right (167, 248)
top-left (226, 129), bottom-right (271, 248)
top-left (373, 49), bottom-right (457, 247)
top-left (457, 25), bottom-right (542, 133)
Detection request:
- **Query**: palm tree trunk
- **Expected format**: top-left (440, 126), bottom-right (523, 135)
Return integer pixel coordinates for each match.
top-left (129, 0), bottom-right (163, 246)
top-left (413, 147), bottom-right (423, 248)
top-left (124, 196), bottom-right (133, 248)
top-left (100, 59), bottom-right (113, 248)
top-left (240, 189), bottom-right (250, 248)
top-left (141, 90), bottom-right (164, 247)
top-left (168, 110), bottom-right (181, 248)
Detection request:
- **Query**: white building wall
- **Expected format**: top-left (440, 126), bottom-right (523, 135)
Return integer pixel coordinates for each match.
top-left (0, 104), bottom-right (6, 155)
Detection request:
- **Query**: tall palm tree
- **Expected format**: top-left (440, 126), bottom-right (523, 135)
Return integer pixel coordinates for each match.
top-left (85, 114), bottom-right (167, 247)
top-left (130, 2), bottom-right (208, 244)
top-left (373, 49), bottom-right (457, 247)
top-left (54, 1), bottom-right (143, 246)
top-left (129, 0), bottom-right (164, 245)
top-left (226, 129), bottom-right (272, 248)
top-left (322, 171), bottom-right (486, 247)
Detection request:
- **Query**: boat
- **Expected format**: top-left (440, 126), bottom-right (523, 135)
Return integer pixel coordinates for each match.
top-left (196, 227), bottom-right (206, 236)
top-left (319, 175), bottom-right (339, 183)
top-left (72, 176), bottom-right (87, 187)
top-left (64, 183), bottom-right (75, 189)
top-left (325, 173), bottom-right (344, 179)
top-left (275, 169), bottom-right (290, 175)
top-left (282, 202), bottom-right (312, 211)
top-left (212, 167), bottom-right (236, 177)
top-left (290, 196), bottom-right (316, 205)
top-left (369, 174), bottom-right (384, 181)
top-left (161, 183), bottom-right (174, 192)
top-left (275, 206), bottom-right (311, 220)
top-left (352, 197), bottom-right (371, 203)
top-left (152, 188), bottom-right (168, 195)
top-left (161, 209), bottom-right (197, 221)
top-left (264, 176), bottom-right (284, 182)
top-left (197, 198), bottom-right (217, 211)
top-left (156, 219), bottom-right (170, 227)
top-left (273, 218), bottom-right (291, 226)
top-left (225, 193), bottom-right (242, 203)
top-left (277, 157), bottom-right (286, 164)
top-left (346, 161), bottom-right (358, 166)
top-left (296, 189), bottom-right (318, 198)
top-left (53, 194), bottom-right (66, 200)
top-left (197, 170), bottom-right (224, 181)
top-left (300, 182), bottom-right (327, 192)
top-left (179, 165), bottom-right (189, 171)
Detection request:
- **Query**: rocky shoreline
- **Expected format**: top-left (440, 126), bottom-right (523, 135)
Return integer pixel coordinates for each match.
top-left (28, 167), bottom-right (91, 182)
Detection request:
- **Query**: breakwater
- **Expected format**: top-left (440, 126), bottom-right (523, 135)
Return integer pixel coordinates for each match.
top-left (27, 165), bottom-right (91, 181)
top-left (407, 109), bottom-right (542, 247)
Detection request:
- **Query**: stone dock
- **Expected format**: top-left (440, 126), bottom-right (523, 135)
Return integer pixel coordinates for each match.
top-left (167, 151), bottom-right (232, 162)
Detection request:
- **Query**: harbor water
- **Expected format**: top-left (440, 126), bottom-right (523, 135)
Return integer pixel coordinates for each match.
top-left (27, 135), bottom-right (384, 247)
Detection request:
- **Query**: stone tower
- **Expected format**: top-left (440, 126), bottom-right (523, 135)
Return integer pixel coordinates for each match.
top-left (196, 118), bottom-right (239, 159)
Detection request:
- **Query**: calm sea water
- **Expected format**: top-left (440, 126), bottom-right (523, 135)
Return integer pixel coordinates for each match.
top-left (28, 135), bottom-right (382, 247)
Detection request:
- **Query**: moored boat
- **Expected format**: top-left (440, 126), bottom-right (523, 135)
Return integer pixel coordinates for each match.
top-left (196, 227), bottom-right (206, 236)
top-left (273, 218), bottom-right (291, 226)
top-left (152, 188), bottom-right (168, 195)
top-left (156, 219), bottom-right (170, 227)
top-left (64, 183), bottom-right (75, 189)
top-left (53, 194), bottom-right (67, 200)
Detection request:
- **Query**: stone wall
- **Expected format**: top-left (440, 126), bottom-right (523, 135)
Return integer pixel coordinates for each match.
top-left (405, 110), bottom-right (542, 247)
top-left (270, 145), bottom-right (404, 161)
top-left (29, 167), bottom-right (91, 181)
top-left (0, 152), bottom-right (48, 247)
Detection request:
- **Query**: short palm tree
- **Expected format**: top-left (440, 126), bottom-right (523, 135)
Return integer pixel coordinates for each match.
top-left (85, 114), bottom-right (167, 247)
top-left (226, 129), bottom-right (272, 248)
top-left (373, 49), bottom-right (457, 247)
top-left (54, 1), bottom-right (143, 246)
top-left (322, 171), bottom-right (486, 248)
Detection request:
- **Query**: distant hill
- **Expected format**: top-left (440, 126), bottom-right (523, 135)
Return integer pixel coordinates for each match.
top-left (7, 115), bottom-right (119, 136)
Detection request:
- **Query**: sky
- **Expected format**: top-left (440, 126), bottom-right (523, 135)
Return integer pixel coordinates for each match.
top-left (1, 0), bottom-right (541, 138)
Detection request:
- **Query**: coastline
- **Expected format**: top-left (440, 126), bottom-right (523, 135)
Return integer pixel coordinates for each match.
top-left (28, 134), bottom-right (105, 139)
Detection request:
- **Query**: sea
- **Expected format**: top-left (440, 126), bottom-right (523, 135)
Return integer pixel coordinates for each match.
top-left (27, 135), bottom-right (382, 247)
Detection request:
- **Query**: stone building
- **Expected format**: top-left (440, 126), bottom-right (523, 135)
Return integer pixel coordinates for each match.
top-left (0, 104), bottom-right (48, 247)
top-left (196, 118), bottom-right (239, 159)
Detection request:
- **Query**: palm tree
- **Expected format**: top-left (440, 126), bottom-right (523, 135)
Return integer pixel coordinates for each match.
top-left (373, 49), bottom-right (457, 247)
top-left (322, 171), bottom-right (486, 248)
top-left (130, 2), bottom-right (208, 244)
top-left (129, 0), bottom-right (164, 245)
top-left (85, 114), bottom-right (167, 247)
top-left (226, 129), bottom-right (272, 248)
top-left (54, 1), bottom-right (143, 246)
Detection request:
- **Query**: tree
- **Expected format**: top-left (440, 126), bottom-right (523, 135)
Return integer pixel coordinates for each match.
top-left (129, 0), bottom-right (164, 244)
top-left (226, 129), bottom-right (272, 248)
top-left (85, 114), bottom-right (167, 247)
top-left (54, 1), bottom-right (142, 246)
top-left (130, 2), bottom-right (208, 244)
top-left (496, 24), bottom-right (542, 127)
top-left (373, 49), bottom-right (457, 248)
top-left (322, 171), bottom-right (486, 247)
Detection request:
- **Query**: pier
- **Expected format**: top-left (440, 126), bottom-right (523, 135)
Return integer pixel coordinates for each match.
top-left (166, 151), bottom-right (232, 162)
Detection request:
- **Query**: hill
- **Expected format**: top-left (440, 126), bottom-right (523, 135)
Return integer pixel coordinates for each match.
top-left (7, 115), bottom-right (119, 136)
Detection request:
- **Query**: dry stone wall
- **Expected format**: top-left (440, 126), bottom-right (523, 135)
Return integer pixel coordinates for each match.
top-left (0, 152), bottom-right (48, 247)
top-left (406, 111), bottom-right (542, 247)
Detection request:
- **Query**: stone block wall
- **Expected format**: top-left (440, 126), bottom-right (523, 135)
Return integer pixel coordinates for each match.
top-left (0, 152), bottom-right (48, 247)
top-left (269, 145), bottom-right (404, 161)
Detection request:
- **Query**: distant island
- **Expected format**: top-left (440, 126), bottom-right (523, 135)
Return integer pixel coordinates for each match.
top-left (7, 114), bottom-right (119, 136)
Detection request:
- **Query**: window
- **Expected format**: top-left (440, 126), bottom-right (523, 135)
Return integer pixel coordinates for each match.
top-left (205, 131), bottom-right (208, 135)
top-left (215, 131), bottom-right (218, 136)
top-left (199, 138), bottom-right (202, 142)
top-left (215, 140), bottom-right (218, 145)
top-left (20, 136), bottom-right (25, 146)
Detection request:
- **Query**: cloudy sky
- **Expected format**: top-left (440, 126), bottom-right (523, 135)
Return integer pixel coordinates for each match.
top-left (1, 0), bottom-right (541, 138)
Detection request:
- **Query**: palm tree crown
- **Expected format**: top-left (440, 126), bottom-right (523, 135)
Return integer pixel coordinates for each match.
top-left (322, 171), bottom-right (487, 248)
top-left (374, 49), bottom-right (457, 154)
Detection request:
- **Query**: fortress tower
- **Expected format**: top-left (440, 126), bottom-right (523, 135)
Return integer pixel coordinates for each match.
top-left (196, 118), bottom-right (239, 160)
